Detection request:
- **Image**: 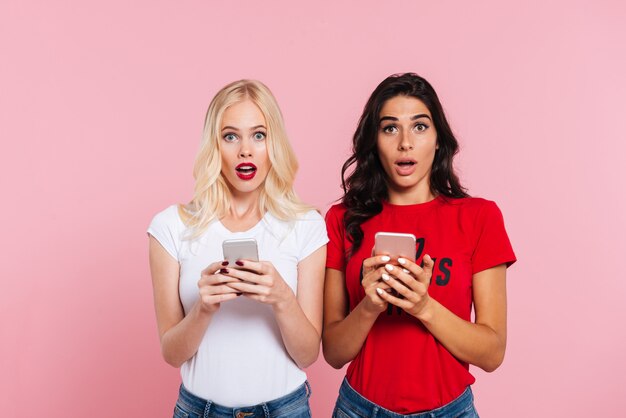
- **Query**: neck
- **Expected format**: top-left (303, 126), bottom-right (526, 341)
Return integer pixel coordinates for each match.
top-left (387, 183), bottom-right (435, 205)
top-left (227, 188), bottom-right (263, 220)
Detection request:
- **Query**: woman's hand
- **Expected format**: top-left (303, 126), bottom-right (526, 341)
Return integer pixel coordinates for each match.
top-left (221, 260), bottom-right (296, 311)
top-left (375, 254), bottom-right (435, 319)
top-left (197, 261), bottom-right (241, 313)
top-left (360, 254), bottom-right (394, 315)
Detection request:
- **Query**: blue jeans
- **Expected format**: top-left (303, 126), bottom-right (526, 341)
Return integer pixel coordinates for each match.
top-left (173, 381), bottom-right (312, 418)
top-left (333, 378), bottom-right (479, 418)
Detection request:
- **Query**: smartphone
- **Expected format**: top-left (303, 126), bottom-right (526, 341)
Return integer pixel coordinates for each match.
top-left (222, 238), bottom-right (259, 265)
top-left (374, 232), bottom-right (416, 262)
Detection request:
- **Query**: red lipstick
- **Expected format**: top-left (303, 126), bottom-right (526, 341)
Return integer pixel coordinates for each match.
top-left (235, 163), bottom-right (257, 180)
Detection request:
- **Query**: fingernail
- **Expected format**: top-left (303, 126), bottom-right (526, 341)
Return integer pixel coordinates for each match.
top-left (398, 258), bottom-right (407, 265)
top-left (385, 264), bottom-right (394, 272)
top-left (425, 254), bottom-right (431, 261)
top-left (381, 255), bottom-right (390, 262)
top-left (219, 268), bottom-right (229, 274)
top-left (376, 288), bottom-right (384, 295)
top-left (235, 260), bottom-right (244, 267)
top-left (382, 273), bottom-right (390, 281)
top-left (221, 261), bottom-right (229, 266)
top-left (402, 268), bottom-right (410, 274)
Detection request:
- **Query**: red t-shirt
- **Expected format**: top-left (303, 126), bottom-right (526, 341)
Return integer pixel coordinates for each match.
top-left (325, 196), bottom-right (516, 413)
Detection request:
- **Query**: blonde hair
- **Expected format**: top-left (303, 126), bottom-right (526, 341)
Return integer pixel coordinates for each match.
top-left (184, 79), bottom-right (312, 237)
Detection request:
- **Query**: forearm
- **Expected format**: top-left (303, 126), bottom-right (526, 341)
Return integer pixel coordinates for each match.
top-left (322, 301), bottom-right (379, 369)
top-left (417, 298), bottom-right (506, 372)
top-left (160, 302), bottom-right (214, 368)
top-left (273, 295), bottom-right (321, 369)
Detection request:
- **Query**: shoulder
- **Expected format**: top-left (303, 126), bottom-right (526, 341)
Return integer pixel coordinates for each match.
top-left (147, 205), bottom-right (188, 260)
top-left (298, 209), bottom-right (324, 222)
top-left (265, 209), bottom-right (326, 233)
top-left (291, 209), bottom-right (327, 233)
top-left (286, 209), bottom-right (329, 259)
top-left (441, 196), bottom-right (501, 215)
top-left (325, 203), bottom-right (347, 219)
top-left (323, 204), bottom-right (347, 240)
top-left (440, 197), bottom-right (506, 236)
top-left (148, 204), bottom-right (187, 231)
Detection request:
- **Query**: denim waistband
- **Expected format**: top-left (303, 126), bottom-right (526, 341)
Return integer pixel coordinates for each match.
top-left (176, 381), bottom-right (311, 418)
top-left (337, 377), bottom-right (474, 417)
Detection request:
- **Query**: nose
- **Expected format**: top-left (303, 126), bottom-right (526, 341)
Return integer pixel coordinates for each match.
top-left (239, 139), bottom-right (252, 158)
top-left (398, 130), bottom-right (414, 151)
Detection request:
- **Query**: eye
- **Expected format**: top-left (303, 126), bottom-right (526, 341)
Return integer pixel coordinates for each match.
top-left (382, 125), bottom-right (398, 134)
top-left (223, 133), bottom-right (238, 142)
top-left (414, 123), bottom-right (428, 132)
top-left (253, 131), bottom-right (266, 141)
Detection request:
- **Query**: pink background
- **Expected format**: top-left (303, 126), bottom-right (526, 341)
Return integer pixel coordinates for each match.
top-left (1, 1), bottom-right (625, 417)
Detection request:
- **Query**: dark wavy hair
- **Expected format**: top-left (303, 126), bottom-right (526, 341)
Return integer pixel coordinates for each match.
top-left (341, 73), bottom-right (468, 255)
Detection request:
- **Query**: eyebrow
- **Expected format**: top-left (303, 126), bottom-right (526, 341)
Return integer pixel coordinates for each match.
top-left (379, 114), bottom-right (432, 123)
top-left (221, 125), bottom-right (267, 131)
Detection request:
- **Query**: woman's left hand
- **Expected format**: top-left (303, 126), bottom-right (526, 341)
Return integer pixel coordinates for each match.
top-left (221, 260), bottom-right (295, 310)
top-left (376, 255), bottom-right (435, 319)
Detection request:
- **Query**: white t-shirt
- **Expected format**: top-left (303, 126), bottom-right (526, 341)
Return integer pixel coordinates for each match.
top-left (147, 205), bottom-right (328, 406)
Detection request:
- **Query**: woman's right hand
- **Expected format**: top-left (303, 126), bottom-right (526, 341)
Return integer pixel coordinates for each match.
top-left (360, 254), bottom-right (393, 315)
top-left (197, 261), bottom-right (241, 313)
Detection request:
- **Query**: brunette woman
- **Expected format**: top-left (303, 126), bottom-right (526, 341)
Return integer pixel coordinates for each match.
top-left (323, 73), bottom-right (516, 417)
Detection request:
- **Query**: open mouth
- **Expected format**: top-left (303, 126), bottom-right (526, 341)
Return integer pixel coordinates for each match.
top-left (236, 163), bottom-right (257, 180)
top-left (396, 161), bottom-right (416, 167)
top-left (394, 159), bottom-right (417, 175)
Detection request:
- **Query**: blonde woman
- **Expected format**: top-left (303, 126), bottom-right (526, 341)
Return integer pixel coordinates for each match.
top-left (148, 80), bottom-right (327, 418)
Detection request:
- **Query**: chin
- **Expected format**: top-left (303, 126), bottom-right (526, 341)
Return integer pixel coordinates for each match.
top-left (392, 177), bottom-right (418, 188)
top-left (234, 184), bottom-right (263, 194)
top-left (224, 178), bottom-right (257, 194)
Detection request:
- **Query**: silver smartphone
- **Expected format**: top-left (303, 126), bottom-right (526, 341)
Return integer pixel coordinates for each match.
top-left (222, 238), bottom-right (259, 265)
top-left (374, 232), bottom-right (416, 262)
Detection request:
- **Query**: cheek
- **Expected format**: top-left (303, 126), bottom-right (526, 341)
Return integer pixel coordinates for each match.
top-left (419, 137), bottom-right (438, 158)
top-left (257, 144), bottom-right (270, 167)
top-left (420, 149), bottom-right (436, 167)
top-left (219, 147), bottom-right (237, 169)
top-left (219, 153), bottom-right (229, 168)
top-left (376, 140), bottom-right (392, 163)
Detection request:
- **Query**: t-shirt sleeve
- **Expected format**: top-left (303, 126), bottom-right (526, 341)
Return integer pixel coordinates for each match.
top-left (325, 205), bottom-right (347, 271)
top-left (296, 210), bottom-right (329, 261)
top-left (472, 200), bottom-right (516, 274)
top-left (147, 206), bottom-right (181, 261)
